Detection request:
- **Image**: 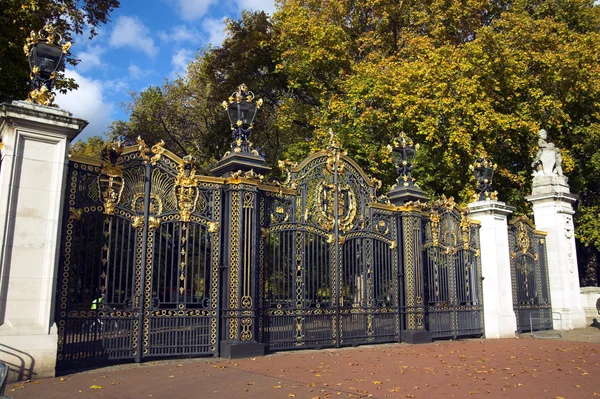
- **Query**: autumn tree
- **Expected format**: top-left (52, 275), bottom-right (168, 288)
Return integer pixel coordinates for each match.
top-left (273, 0), bottom-right (600, 283)
top-left (0, 0), bottom-right (120, 103)
top-left (109, 11), bottom-right (303, 172)
top-left (113, 1), bottom-right (600, 283)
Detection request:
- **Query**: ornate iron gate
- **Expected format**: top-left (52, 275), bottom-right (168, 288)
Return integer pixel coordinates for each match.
top-left (508, 217), bottom-right (552, 332)
top-left (259, 140), bottom-right (399, 350)
top-left (56, 141), bottom-right (222, 368)
top-left (421, 197), bottom-right (484, 339)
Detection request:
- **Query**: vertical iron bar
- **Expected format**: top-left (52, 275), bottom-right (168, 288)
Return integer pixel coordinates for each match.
top-left (135, 161), bottom-right (152, 363)
top-left (333, 152), bottom-right (340, 347)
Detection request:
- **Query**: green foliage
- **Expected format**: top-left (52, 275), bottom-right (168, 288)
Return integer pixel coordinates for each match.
top-left (0, 0), bottom-right (120, 103)
top-left (69, 135), bottom-right (107, 159)
top-left (116, 1), bottom-right (600, 261)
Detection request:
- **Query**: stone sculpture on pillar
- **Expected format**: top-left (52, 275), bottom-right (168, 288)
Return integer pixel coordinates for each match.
top-left (532, 129), bottom-right (564, 178)
top-left (526, 129), bottom-right (586, 329)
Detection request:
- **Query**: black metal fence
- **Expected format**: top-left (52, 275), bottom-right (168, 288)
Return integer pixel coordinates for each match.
top-left (56, 140), bottom-right (484, 369)
top-left (421, 198), bottom-right (484, 339)
top-left (508, 218), bottom-right (552, 332)
top-left (56, 142), bottom-right (221, 369)
top-left (259, 150), bottom-right (399, 350)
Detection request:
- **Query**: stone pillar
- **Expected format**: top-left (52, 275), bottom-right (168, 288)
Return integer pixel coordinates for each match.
top-left (0, 102), bottom-right (86, 379)
top-left (467, 200), bottom-right (517, 338)
top-left (526, 177), bottom-right (586, 329)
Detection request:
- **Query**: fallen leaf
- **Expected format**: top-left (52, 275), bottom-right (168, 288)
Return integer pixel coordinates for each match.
top-left (90, 385), bottom-right (103, 389)
top-left (273, 386), bottom-right (282, 389)
top-left (373, 381), bottom-right (382, 385)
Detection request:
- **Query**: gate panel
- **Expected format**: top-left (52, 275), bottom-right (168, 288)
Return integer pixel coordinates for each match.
top-left (57, 142), bottom-right (222, 368)
top-left (422, 198), bottom-right (484, 339)
top-left (508, 218), bottom-right (552, 332)
top-left (57, 161), bottom-right (139, 367)
top-left (260, 140), bottom-right (399, 350)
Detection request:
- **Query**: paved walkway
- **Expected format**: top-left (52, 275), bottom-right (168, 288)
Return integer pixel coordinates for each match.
top-left (6, 328), bottom-right (600, 399)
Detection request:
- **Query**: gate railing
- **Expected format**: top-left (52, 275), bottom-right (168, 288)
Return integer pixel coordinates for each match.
top-left (258, 141), bottom-right (400, 350)
top-left (56, 141), bottom-right (223, 368)
top-left (418, 196), bottom-right (484, 339)
top-left (507, 217), bottom-right (552, 332)
top-left (57, 137), bottom-right (489, 369)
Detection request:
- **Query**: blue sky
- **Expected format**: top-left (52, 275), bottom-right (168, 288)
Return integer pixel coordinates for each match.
top-left (55, 0), bottom-right (276, 141)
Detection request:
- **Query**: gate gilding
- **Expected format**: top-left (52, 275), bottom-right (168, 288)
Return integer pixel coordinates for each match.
top-left (57, 132), bottom-right (490, 367)
top-left (259, 138), bottom-right (399, 349)
top-left (508, 217), bottom-right (552, 332)
top-left (56, 140), bottom-right (222, 368)
top-left (421, 196), bottom-right (484, 339)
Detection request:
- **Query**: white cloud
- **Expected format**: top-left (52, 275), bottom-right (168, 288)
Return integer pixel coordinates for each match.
top-left (128, 64), bottom-right (152, 79)
top-left (55, 70), bottom-right (115, 140)
top-left (158, 25), bottom-right (201, 43)
top-left (174, 0), bottom-right (218, 21)
top-left (202, 18), bottom-right (227, 48)
top-left (109, 16), bottom-right (158, 57)
top-left (75, 45), bottom-right (107, 72)
top-left (236, 0), bottom-right (276, 14)
top-left (171, 48), bottom-right (195, 78)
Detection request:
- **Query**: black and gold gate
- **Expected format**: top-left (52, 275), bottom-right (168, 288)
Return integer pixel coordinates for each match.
top-left (259, 139), bottom-right (399, 350)
top-left (56, 140), bottom-right (222, 368)
top-left (508, 217), bottom-right (552, 332)
top-left (421, 197), bottom-right (484, 339)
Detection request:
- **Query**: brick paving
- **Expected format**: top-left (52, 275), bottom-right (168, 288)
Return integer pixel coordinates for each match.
top-left (6, 327), bottom-right (600, 399)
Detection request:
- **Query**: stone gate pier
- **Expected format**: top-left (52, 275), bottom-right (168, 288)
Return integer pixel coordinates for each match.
top-left (526, 129), bottom-right (586, 330)
top-left (0, 102), bottom-right (86, 379)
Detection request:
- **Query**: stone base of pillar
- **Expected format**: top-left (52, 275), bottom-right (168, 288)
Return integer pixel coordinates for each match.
top-left (551, 307), bottom-right (588, 330)
top-left (483, 312), bottom-right (517, 339)
top-left (401, 330), bottom-right (432, 344)
top-left (0, 324), bottom-right (58, 381)
top-left (220, 340), bottom-right (266, 359)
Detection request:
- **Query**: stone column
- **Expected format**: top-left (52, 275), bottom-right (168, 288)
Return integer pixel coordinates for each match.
top-left (467, 200), bottom-right (517, 338)
top-left (526, 177), bottom-right (586, 330)
top-left (0, 102), bottom-right (86, 379)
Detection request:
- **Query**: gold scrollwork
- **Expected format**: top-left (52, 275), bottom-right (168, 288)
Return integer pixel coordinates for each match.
top-left (517, 222), bottom-right (531, 253)
top-left (241, 295), bottom-right (252, 308)
top-left (430, 211), bottom-right (440, 247)
top-left (174, 155), bottom-right (199, 222)
top-left (460, 212), bottom-right (471, 250)
top-left (132, 216), bottom-right (161, 230)
top-left (207, 221), bottom-right (219, 233)
top-left (137, 137), bottom-right (165, 165)
top-left (98, 142), bottom-right (124, 215)
top-left (240, 317), bottom-right (253, 341)
top-left (68, 207), bottom-right (82, 221)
